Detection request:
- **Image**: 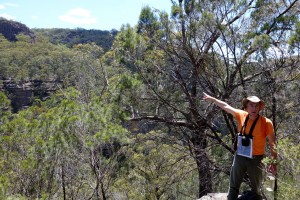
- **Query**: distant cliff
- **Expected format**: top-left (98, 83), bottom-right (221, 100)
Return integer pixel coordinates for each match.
top-left (0, 80), bottom-right (59, 112)
top-left (0, 17), bottom-right (35, 42)
top-left (0, 18), bottom-right (119, 112)
top-left (0, 17), bottom-right (117, 52)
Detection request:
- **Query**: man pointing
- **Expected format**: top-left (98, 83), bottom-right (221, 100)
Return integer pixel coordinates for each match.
top-left (203, 92), bottom-right (277, 200)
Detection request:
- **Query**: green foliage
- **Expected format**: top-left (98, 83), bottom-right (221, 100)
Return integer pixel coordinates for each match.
top-left (137, 6), bottom-right (160, 37)
top-left (33, 28), bottom-right (117, 52)
top-left (0, 0), bottom-right (299, 199)
top-left (208, 134), bottom-right (232, 192)
top-left (0, 88), bottom-right (129, 199)
top-left (0, 91), bottom-right (11, 116)
top-left (114, 131), bottom-right (198, 199)
top-left (109, 0), bottom-right (300, 198)
top-left (117, 25), bottom-right (137, 51)
top-left (276, 138), bottom-right (300, 200)
top-left (252, 34), bottom-right (271, 50)
top-left (288, 21), bottom-right (300, 48)
top-left (171, 4), bottom-right (182, 18)
top-left (108, 73), bottom-right (143, 119)
top-left (0, 34), bottom-right (77, 81)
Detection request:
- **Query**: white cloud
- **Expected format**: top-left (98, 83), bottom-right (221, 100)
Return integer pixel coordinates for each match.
top-left (31, 15), bottom-right (38, 20)
top-left (0, 13), bottom-right (16, 20)
top-left (0, 3), bottom-right (19, 9)
top-left (3, 3), bottom-right (19, 7)
top-left (0, 3), bottom-right (18, 19)
top-left (59, 8), bottom-right (97, 25)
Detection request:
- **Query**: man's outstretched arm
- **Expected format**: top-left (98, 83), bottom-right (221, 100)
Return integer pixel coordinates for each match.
top-left (202, 92), bottom-right (237, 116)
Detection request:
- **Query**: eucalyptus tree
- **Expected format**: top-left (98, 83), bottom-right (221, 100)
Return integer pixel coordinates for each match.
top-left (113, 131), bottom-right (198, 200)
top-left (0, 33), bottom-right (77, 82)
top-left (109, 0), bottom-right (299, 197)
top-left (0, 91), bottom-right (11, 122)
top-left (0, 88), bottom-right (129, 199)
top-left (0, 92), bottom-right (11, 198)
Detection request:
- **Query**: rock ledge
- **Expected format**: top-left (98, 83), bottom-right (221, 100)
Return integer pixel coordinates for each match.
top-left (197, 193), bottom-right (227, 200)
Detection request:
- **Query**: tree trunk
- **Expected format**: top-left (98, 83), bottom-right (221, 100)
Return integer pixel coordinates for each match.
top-left (191, 131), bottom-right (212, 198)
top-left (61, 164), bottom-right (67, 200)
top-left (101, 183), bottom-right (107, 200)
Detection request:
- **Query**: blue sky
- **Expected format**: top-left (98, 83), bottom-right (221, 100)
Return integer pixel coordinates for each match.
top-left (0, 0), bottom-right (172, 30)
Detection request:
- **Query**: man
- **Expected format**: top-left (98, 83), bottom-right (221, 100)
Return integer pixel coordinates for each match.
top-left (203, 92), bottom-right (277, 200)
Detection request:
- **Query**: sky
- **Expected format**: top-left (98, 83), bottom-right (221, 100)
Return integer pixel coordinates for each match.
top-left (0, 0), bottom-right (172, 30)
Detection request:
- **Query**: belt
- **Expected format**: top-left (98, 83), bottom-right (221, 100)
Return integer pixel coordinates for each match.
top-left (252, 155), bottom-right (264, 159)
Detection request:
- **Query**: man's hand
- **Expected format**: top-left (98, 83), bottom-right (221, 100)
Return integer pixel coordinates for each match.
top-left (267, 164), bottom-right (277, 176)
top-left (202, 92), bottom-right (214, 101)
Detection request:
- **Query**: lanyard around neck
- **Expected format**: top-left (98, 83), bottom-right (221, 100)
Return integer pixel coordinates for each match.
top-left (240, 115), bottom-right (259, 138)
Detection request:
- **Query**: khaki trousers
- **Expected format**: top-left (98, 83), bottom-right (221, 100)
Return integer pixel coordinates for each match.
top-left (227, 154), bottom-right (264, 200)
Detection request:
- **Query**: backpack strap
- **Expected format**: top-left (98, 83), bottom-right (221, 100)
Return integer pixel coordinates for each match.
top-left (240, 115), bottom-right (249, 135)
top-left (239, 115), bottom-right (259, 138)
top-left (248, 115), bottom-right (259, 138)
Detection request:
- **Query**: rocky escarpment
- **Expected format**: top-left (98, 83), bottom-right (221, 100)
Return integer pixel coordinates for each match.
top-left (0, 79), bottom-right (58, 112)
top-left (0, 17), bottom-right (35, 42)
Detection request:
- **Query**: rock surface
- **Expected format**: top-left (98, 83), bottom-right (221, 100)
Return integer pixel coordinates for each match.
top-left (0, 79), bottom-right (58, 112)
top-left (197, 193), bottom-right (228, 200)
top-left (0, 17), bottom-right (35, 42)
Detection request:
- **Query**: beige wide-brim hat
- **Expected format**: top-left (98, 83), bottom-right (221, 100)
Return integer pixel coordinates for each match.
top-left (242, 96), bottom-right (265, 110)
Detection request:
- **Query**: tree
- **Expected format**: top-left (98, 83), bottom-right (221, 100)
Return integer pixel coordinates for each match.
top-left (0, 33), bottom-right (78, 82)
top-left (0, 88), bottom-right (129, 199)
top-left (108, 0), bottom-right (300, 197)
top-left (114, 131), bottom-right (197, 200)
top-left (137, 6), bottom-right (160, 38)
top-left (276, 138), bottom-right (300, 200)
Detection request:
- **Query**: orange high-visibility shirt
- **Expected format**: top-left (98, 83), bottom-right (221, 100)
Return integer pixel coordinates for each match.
top-left (235, 110), bottom-right (274, 156)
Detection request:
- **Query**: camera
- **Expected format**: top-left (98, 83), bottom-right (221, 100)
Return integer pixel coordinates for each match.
top-left (241, 136), bottom-right (250, 146)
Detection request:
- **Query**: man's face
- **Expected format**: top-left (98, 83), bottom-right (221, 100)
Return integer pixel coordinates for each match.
top-left (246, 101), bottom-right (260, 118)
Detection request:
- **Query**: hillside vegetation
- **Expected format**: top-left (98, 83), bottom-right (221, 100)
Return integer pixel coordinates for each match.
top-left (0, 18), bottom-right (117, 52)
top-left (33, 28), bottom-right (118, 52)
top-left (0, 1), bottom-right (299, 200)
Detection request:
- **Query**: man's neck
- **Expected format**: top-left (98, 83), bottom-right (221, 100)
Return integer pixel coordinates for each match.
top-left (249, 113), bottom-right (259, 120)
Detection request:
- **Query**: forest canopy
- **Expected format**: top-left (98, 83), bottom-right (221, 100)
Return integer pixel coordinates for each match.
top-left (0, 0), bottom-right (299, 199)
